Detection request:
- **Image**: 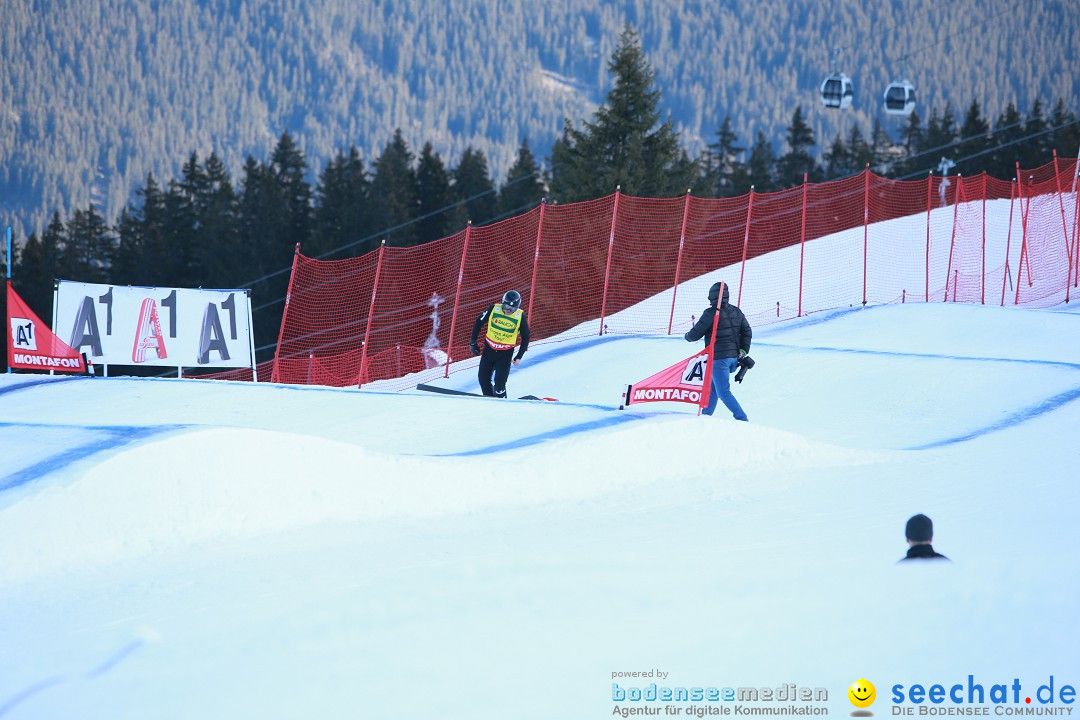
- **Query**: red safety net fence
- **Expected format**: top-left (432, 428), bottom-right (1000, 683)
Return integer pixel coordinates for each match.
top-left (203, 157), bottom-right (1080, 389)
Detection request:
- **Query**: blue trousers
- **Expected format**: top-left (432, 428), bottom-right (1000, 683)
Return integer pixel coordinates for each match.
top-left (703, 357), bottom-right (748, 421)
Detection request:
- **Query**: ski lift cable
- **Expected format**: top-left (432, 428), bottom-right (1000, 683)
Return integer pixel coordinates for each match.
top-left (246, 192), bottom-right (548, 316)
top-left (884, 0), bottom-right (1020, 66)
top-left (881, 115), bottom-right (1077, 175)
top-left (238, 168), bottom-right (545, 289)
top-left (894, 117), bottom-right (1080, 180)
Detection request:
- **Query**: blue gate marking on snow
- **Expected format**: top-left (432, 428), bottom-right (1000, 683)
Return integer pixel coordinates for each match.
top-left (756, 304), bottom-right (875, 336)
top-left (908, 384), bottom-right (1080, 450)
top-left (529, 333), bottom-right (660, 366)
top-left (0, 637), bottom-right (148, 718)
top-left (0, 422), bottom-right (189, 493)
top-left (426, 412), bottom-right (648, 457)
top-left (755, 343), bottom-right (1080, 370)
top-left (0, 375), bottom-right (90, 397)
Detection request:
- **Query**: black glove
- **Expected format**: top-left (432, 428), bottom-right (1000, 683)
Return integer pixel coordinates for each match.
top-left (470, 342), bottom-right (481, 356)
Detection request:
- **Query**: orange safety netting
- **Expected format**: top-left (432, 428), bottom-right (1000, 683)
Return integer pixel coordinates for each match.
top-left (207, 159), bottom-right (1080, 390)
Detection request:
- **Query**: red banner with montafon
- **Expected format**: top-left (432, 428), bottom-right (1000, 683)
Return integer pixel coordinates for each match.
top-left (625, 351), bottom-right (711, 408)
top-left (6, 282), bottom-right (87, 373)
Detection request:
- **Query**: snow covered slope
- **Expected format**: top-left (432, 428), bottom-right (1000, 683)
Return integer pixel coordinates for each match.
top-left (1, 301), bottom-right (1078, 719)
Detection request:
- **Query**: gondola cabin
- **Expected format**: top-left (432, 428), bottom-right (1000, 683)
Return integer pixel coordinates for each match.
top-left (820, 73), bottom-right (854, 109)
top-left (883, 80), bottom-right (917, 115)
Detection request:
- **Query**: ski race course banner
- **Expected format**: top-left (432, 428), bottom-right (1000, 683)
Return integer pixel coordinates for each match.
top-left (625, 300), bottom-right (721, 414)
top-left (625, 351), bottom-right (711, 412)
top-left (6, 282), bottom-right (87, 373)
top-left (53, 281), bottom-right (256, 374)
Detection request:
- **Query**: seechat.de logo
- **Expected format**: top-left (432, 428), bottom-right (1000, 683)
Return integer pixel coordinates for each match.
top-left (849, 679), bottom-right (877, 716)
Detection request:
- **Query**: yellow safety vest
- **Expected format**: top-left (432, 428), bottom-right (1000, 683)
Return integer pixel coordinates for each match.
top-left (484, 305), bottom-right (523, 350)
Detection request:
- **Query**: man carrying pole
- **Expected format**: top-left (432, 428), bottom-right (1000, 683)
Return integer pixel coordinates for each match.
top-left (684, 281), bottom-right (752, 421)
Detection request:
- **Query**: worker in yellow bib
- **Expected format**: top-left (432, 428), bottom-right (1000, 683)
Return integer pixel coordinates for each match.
top-left (469, 290), bottom-right (531, 398)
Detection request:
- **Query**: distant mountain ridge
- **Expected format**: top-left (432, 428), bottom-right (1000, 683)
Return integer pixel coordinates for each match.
top-left (2, 0), bottom-right (1077, 239)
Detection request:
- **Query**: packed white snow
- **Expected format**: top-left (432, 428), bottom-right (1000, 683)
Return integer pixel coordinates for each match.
top-left (1, 298), bottom-right (1078, 719)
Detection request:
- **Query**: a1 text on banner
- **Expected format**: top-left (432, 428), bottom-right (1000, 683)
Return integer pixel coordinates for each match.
top-left (53, 282), bottom-right (254, 371)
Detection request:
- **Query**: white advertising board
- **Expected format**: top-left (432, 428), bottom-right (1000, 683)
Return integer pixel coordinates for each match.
top-left (54, 281), bottom-right (254, 370)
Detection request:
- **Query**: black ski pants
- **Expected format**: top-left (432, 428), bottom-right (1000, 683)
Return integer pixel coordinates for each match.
top-left (478, 345), bottom-right (514, 397)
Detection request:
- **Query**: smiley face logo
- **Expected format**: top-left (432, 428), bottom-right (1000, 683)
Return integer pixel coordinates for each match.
top-left (848, 679), bottom-right (876, 709)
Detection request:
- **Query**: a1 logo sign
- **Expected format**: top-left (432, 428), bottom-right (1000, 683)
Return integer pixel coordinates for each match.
top-left (131, 298), bottom-right (169, 362)
top-left (682, 356), bottom-right (707, 386)
top-left (10, 317), bottom-right (37, 350)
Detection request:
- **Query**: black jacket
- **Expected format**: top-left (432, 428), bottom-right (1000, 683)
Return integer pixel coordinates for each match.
top-left (685, 301), bottom-right (752, 359)
top-left (900, 544), bottom-right (949, 561)
top-left (471, 306), bottom-right (530, 360)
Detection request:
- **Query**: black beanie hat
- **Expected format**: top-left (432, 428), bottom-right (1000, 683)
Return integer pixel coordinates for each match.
top-left (905, 514), bottom-right (934, 542)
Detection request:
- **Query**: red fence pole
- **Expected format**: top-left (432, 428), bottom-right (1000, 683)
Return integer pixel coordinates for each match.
top-left (1072, 157), bottom-right (1080, 291)
top-left (667, 190), bottom-right (692, 334)
top-left (798, 173), bottom-right (808, 316)
top-left (271, 242), bottom-right (301, 384)
top-left (1052, 151), bottom-right (1072, 303)
top-left (697, 283), bottom-right (724, 417)
top-left (981, 174), bottom-right (987, 305)
top-left (1014, 165), bottom-right (1030, 305)
top-left (358, 239), bottom-right (386, 387)
top-left (737, 187), bottom-right (755, 307)
top-left (1001, 179), bottom-right (1016, 306)
top-left (598, 188), bottom-right (621, 335)
top-left (443, 222), bottom-right (472, 378)
top-left (861, 166), bottom-right (869, 306)
top-left (944, 175), bottom-right (962, 302)
top-left (527, 200), bottom-right (545, 321)
top-left (925, 172), bottom-right (932, 302)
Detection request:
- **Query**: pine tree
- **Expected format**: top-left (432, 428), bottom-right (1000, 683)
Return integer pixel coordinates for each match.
top-left (498, 138), bottom-right (545, 217)
top-left (845, 124), bottom-right (873, 175)
top-left (548, 25), bottom-right (695, 202)
top-left (1020, 98), bottom-right (1047, 166)
top-left (415, 142), bottom-right (454, 244)
top-left (314, 147), bottom-right (370, 258)
top-left (237, 155), bottom-right (289, 357)
top-left (1047, 98), bottom-right (1079, 161)
top-left (990, 102), bottom-right (1024, 179)
top-left (921, 104), bottom-right (959, 173)
top-left (270, 132), bottom-right (314, 252)
top-left (744, 131), bottom-right (777, 193)
top-left (196, 152), bottom-right (240, 287)
top-left (892, 110), bottom-right (925, 178)
top-left (956, 99), bottom-right (991, 177)
top-left (869, 117), bottom-right (895, 174)
top-left (702, 116), bottom-right (745, 198)
top-left (452, 146), bottom-right (497, 228)
top-left (13, 220), bottom-right (63, 319)
top-left (822, 133), bottom-right (851, 180)
top-left (62, 205), bottom-right (111, 284)
top-left (370, 129), bottom-right (418, 247)
top-left (113, 173), bottom-right (169, 286)
top-left (776, 106), bottom-right (819, 188)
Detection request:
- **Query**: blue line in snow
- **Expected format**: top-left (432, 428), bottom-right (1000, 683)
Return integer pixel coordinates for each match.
top-left (756, 343), bottom-right (1080, 370)
top-left (426, 412), bottom-right (648, 457)
top-left (0, 375), bottom-right (89, 396)
top-left (0, 423), bottom-right (188, 493)
top-left (530, 333), bottom-right (662, 365)
top-left (907, 384), bottom-right (1080, 449)
top-left (757, 304), bottom-right (874, 335)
